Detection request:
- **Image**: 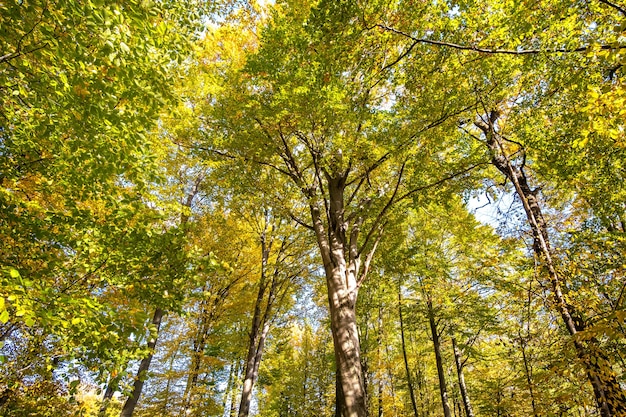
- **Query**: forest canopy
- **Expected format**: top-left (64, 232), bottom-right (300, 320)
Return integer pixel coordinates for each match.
top-left (1, 0), bottom-right (626, 416)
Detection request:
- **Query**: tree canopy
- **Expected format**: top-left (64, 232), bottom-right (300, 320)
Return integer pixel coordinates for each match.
top-left (1, 0), bottom-right (625, 416)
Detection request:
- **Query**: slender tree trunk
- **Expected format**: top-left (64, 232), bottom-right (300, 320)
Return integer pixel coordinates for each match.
top-left (239, 217), bottom-right (292, 417)
top-left (415, 360), bottom-right (428, 417)
top-left (377, 306), bottom-right (384, 417)
top-left (230, 360), bottom-right (242, 417)
top-left (426, 296), bottom-right (452, 417)
top-left (238, 319), bottom-right (271, 416)
top-left (519, 335), bottom-right (539, 417)
top-left (452, 338), bottom-right (474, 417)
top-left (182, 284), bottom-right (237, 413)
top-left (181, 299), bottom-right (210, 412)
top-left (119, 307), bottom-right (165, 417)
top-left (223, 360), bottom-right (236, 412)
top-left (477, 113), bottom-right (626, 417)
top-left (453, 391), bottom-right (461, 417)
top-left (238, 226), bottom-right (271, 417)
top-left (520, 280), bottom-right (539, 417)
top-left (383, 325), bottom-right (400, 417)
top-left (119, 180), bottom-right (201, 417)
top-left (98, 375), bottom-right (117, 417)
top-left (398, 287), bottom-right (419, 417)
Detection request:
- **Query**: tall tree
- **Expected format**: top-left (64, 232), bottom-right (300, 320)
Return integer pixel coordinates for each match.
top-left (238, 211), bottom-right (308, 417)
top-left (198, 2), bottom-right (485, 414)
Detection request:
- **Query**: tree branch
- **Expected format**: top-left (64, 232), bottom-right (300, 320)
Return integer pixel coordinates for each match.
top-left (397, 161), bottom-right (490, 202)
top-left (357, 223), bottom-right (385, 288)
top-left (376, 23), bottom-right (626, 57)
top-left (598, 0), bottom-right (626, 16)
top-left (358, 161), bottom-right (406, 257)
top-left (1, 5), bottom-right (51, 66)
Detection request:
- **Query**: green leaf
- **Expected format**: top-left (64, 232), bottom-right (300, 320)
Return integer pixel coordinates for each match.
top-left (0, 310), bottom-right (9, 324)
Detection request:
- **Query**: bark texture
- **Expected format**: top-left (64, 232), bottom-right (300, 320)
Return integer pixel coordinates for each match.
top-left (310, 174), bottom-right (369, 417)
top-left (277, 127), bottom-right (386, 417)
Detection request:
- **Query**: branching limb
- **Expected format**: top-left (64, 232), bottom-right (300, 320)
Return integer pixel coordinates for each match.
top-left (375, 23), bottom-right (626, 58)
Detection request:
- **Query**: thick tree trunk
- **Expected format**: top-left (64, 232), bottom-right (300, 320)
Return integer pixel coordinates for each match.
top-left (307, 175), bottom-right (369, 417)
top-left (452, 338), bottom-right (474, 417)
top-left (119, 307), bottom-right (164, 417)
top-left (327, 271), bottom-right (366, 417)
top-left (427, 296), bottom-right (452, 417)
top-left (398, 287), bottom-right (419, 417)
top-left (478, 113), bottom-right (626, 417)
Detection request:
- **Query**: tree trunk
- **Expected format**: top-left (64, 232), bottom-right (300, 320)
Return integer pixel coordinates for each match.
top-left (399, 286), bottom-right (419, 417)
top-left (238, 312), bottom-right (272, 416)
top-left (119, 307), bottom-right (165, 417)
top-left (452, 338), bottom-right (474, 417)
top-left (308, 175), bottom-right (369, 417)
top-left (520, 280), bottom-right (539, 417)
top-left (222, 360), bottom-right (236, 412)
top-left (119, 180), bottom-right (201, 417)
top-left (477, 112), bottom-right (626, 417)
top-left (238, 220), bottom-right (273, 417)
top-left (181, 295), bottom-right (211, 412)
top-left (377, 306), bottom-right (384, 417)
top-left (327, 273), bottom-right (366, 417)
top-left (427, 296), bottom-right (452, 417)
top-left (98, 375), bottom-right (117, 417)
top-left (229, 360), bottom-right (243, 417)
top-left (239, 217), bottom-right (292, 417)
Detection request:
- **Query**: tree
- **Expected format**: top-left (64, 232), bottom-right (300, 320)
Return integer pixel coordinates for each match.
top-left (197, 2), bottom-right (487, 414)
top-left (1, 1), bottom-right (205, 413)
top-left (237, 210), bottom-right (310, 417)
